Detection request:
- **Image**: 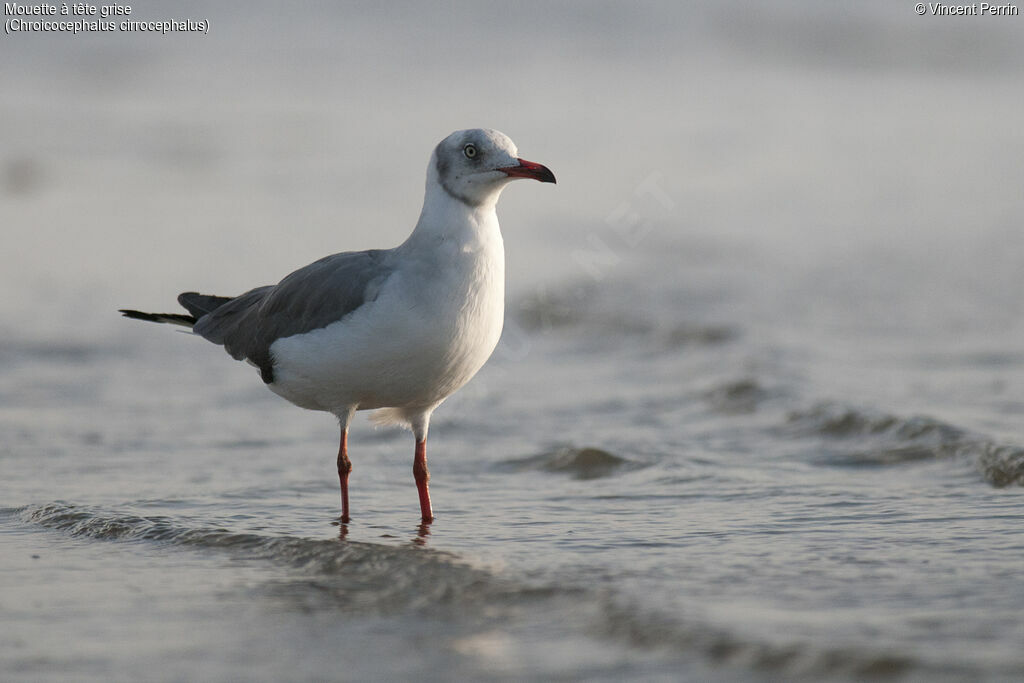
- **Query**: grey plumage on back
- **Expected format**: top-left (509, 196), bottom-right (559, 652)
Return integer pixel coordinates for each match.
top-left (183, 249), bottom-right (394, 383)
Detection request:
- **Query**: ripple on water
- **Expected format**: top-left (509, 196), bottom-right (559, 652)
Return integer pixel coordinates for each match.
top-left (12, 500), bottom-right (1007, 680)
top-left (781, 402), bottom-right (1024, 487)
top-left (703, 377), bottom-right (772, 415)
top-left (496, 446), bottom-right (644, 480)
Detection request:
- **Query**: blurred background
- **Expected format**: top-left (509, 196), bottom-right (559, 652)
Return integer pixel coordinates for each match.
top-left (4, 2), bottom-right (1024, 681)
top-left (5, 1), bottom-right (1021, 343)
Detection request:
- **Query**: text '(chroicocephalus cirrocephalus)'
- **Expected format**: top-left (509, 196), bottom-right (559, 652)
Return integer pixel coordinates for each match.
top-left (121, 128), bottom-right (555, 524)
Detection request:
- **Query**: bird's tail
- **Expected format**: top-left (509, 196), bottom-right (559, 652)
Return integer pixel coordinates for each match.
top-left (120, 292), bottom-right (235, 328)
top-left (119, 309), bottom-right (197, 327)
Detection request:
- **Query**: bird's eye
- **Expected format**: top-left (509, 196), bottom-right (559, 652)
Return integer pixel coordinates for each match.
top-left (463, 144), bottom-right (477, 159)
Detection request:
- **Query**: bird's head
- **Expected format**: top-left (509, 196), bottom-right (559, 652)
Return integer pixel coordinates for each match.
top-left (429, 128), bottom-right (555, 208)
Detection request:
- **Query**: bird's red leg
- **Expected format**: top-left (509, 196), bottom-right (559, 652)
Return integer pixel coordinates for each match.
top-left (337, 428), bottom-right (352, 523)
top-left (413, 438), bottom-right (433, 523)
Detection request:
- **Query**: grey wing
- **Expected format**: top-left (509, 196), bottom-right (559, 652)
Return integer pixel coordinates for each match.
top-left (192, 249), bottom-right (395, 383)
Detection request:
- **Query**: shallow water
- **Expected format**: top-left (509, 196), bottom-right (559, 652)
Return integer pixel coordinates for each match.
top-left (3, 2), bottom-right (1024, 681)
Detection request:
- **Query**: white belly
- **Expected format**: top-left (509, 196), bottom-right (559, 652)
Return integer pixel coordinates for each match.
top-left (266, 240), bottom-right (504, 415)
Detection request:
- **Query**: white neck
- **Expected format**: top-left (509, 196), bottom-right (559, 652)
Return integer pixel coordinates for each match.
top-left (402, 169), bottom-right (505, 253)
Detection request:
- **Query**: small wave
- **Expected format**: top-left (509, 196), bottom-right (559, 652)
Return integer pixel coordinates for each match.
top-left (785, 403), bottom-right (965, 442)
top-left (497, 446), bottom-right (641, 480)
top-left (19, 502), bottom-right (577, 616)
top-left (975, 443), bottom-right (1024, 487)
top-left (826, 445), bottom-right (955, 467)
top-left (783, 403), bottom-right (1024, 487)
top-left (16, 503), bottom-right (964, 678)
top-left (22, 502), bottom-right (318, 553)
top-left (21, 502), bottom-right (468, 575)
top-left (597, 599), bottom-right (926, 680)
top-left (15, 502), bottom-right (584, 621)
top-left (703, 378), bottom-right (771, 414)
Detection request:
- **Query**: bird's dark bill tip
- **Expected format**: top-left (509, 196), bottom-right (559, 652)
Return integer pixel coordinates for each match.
top-left (500, 158), bottom-right (556, 184)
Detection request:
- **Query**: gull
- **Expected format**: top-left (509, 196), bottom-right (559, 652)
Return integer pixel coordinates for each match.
top-left (121, 128), bottom-right (555, 523)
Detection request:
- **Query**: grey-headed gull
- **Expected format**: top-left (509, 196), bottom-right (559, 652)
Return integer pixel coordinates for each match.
top-left (121, 128), bottom-right (555, 523)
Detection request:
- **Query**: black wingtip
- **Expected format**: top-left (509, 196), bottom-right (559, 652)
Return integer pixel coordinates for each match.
top-left (120, 309), bottom-right (159, 322)
top-left (120, 309), bottom-right (197, 326)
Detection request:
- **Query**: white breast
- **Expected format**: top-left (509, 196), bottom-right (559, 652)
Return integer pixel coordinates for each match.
top-left (266, 218), bottom-right (505, 416)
